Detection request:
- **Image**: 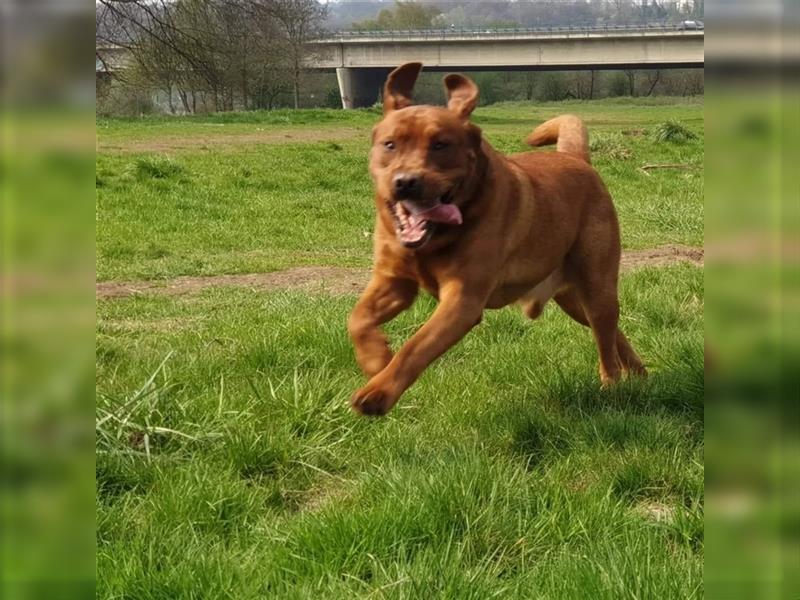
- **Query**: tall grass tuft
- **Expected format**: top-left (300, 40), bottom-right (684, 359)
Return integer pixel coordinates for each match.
top-left (131, 155), bottom-right (185, 180)
top-left (589, 133), bottom-right (633, 160)
top-left (651, 120), bottom-right (698, 143)
top-left (95, 352), bottom-right (215, 463)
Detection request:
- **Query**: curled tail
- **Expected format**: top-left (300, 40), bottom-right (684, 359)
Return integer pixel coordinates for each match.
top-left (525, 114), bottom-right (590, 164)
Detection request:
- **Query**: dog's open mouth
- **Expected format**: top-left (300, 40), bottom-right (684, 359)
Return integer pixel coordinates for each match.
top-left (387, 192), bottom-right (463, 249)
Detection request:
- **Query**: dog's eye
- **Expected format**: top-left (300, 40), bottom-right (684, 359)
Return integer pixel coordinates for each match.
top-left (431, 141), bottom-right (449, 151)
top-left (383, 141), bottom-right (395, 151)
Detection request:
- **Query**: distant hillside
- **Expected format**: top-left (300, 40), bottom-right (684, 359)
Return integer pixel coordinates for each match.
top-left (325, 0), bottom-right (702, 31)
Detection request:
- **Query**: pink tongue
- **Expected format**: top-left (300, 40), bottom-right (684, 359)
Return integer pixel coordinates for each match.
top-left (404, 203), bottom-right (463, 227)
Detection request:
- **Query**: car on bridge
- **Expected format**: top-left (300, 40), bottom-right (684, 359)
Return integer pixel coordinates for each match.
top-left (678, 20), bottom-right (704, 31)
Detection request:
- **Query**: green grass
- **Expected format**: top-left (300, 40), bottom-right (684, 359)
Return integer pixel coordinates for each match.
top-left (97, 264), bottom-right (703, 598)
top-left (96, 98), bottom-right (703, 281)
top-left (96, 97), bottom-right (703, 598)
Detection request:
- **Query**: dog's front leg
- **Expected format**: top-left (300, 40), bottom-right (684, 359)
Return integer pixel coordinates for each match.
top-left (351, 283), bottom-right (484, 416)
top-left (348, 275), bottom-right (418, 377)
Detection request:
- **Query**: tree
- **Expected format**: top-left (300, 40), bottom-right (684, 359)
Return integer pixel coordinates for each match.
top-left (540, 73), bottom-right (569, 101)
top-left (570, 70), bottom-right (597, 100)
top-left (680, 70), bottom-right (704, 96)
top-left (523, 72), bottom-right (535, 101)
top-left (393, 1), bottom-right (440, 28)
top-left (352, 1), bottom-right (440, 31)
top-left (259, 0), bottom-right (327, 109)
top-left (609, 72), bottom-right (629, 97)
top-left (643, 70), bottom-right (662, 96)
top-left (624, 70), bottom-right (637, 97)
top-left (246, 3), bottom-right (294, 109)
top-left (97, 0), bottom-right (325, 112)
top-left (98, 0), bottom-right (226, 112)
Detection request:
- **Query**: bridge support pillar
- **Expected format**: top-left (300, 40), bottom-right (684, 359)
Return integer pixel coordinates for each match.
top-left (336, 68), bottom-right (389, 109)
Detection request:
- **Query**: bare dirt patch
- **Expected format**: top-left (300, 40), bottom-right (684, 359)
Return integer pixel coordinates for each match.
top-left (97, 244), bottom-right (703, 300)
top-left (98, 127), bottom-right (365, 153)
top-left (97, 266), bottom-right (370, 299)
top-left (633, 501), bottom-right (676, 523)
top-left (301, 476), bottom-right (354, 513)
top-left (621, 244), bottom-right (703, 270)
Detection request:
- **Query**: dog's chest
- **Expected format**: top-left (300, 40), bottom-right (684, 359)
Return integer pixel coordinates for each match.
top-left (415, 265), bottom-right (441, 300)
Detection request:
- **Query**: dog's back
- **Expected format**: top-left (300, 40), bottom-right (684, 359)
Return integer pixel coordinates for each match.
top-left (508, 114), bottom-right (620, 281)
top-left (512, 114), bottom-right (609, 211)
top-left (508, 115), bottom-right (608, 215)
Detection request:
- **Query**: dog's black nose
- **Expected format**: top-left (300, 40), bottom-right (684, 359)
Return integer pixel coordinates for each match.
top-left (393, 173), bottom-right (422, 199)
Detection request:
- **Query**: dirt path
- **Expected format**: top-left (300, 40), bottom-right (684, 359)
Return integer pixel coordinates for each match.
top-left (620, 244), bottom-right (703, 270)
top-left (97, 244), bottom-right (703, 300)
top-left (98, 127), bottom-right (366, 153)
top-left (98, 266), bottom-right (370, 299)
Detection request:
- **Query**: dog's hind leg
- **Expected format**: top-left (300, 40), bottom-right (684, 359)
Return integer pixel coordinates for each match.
top-left (615, 330), bottom-right (647, 377)
top-left (553, 287), bottom-right (590, 326)
top-left (348, 276), bottom-right (418, 377)
top-left (555, 287), bottom-right (646, 381)
top-left (576, 285), bottom-right (622, 385)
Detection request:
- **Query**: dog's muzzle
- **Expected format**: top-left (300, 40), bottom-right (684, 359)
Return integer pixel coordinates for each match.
top-left (387, 190), bottom-right (463, 249)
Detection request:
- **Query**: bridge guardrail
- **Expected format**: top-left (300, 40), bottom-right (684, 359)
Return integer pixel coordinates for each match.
top-left (319, 22), bottom-right (702, 41)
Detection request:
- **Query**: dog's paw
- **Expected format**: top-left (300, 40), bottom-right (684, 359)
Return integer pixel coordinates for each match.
top-left (351, 383), bottom-right (397, 417)
top-left (599, 369), bottom-right (622, 388)
top-left (626, 364), bottom-right (648, 378)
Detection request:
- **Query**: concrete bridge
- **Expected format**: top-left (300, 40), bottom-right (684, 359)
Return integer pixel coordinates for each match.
top-left (306, 25), bottom-right (704, 108)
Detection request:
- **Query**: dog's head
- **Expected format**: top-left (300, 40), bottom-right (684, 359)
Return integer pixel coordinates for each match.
top-left (370, 62), bottom-right (482, 249)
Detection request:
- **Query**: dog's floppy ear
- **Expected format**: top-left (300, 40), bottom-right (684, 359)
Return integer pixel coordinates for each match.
top-left (444, 73), bottom-right (479, 120)
top-left (383, 62), bottom-right (422, 114)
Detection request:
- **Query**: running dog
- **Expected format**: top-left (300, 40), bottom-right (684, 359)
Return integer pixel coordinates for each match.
top-left (347, 62), bottom-right (646, 416)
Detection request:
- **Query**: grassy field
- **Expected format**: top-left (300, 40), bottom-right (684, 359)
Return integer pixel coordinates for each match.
top-left (96, 98), bottom-right (702, 281)
top-left (96, 98), bottom-right (704, 598)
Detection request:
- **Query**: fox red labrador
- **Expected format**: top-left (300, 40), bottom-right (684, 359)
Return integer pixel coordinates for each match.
top-left (348, 62), bottom-right (646, 416)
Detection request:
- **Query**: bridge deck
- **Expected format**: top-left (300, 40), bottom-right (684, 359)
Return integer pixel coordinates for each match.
top-left (308, 27), bottom-right (703, 72)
